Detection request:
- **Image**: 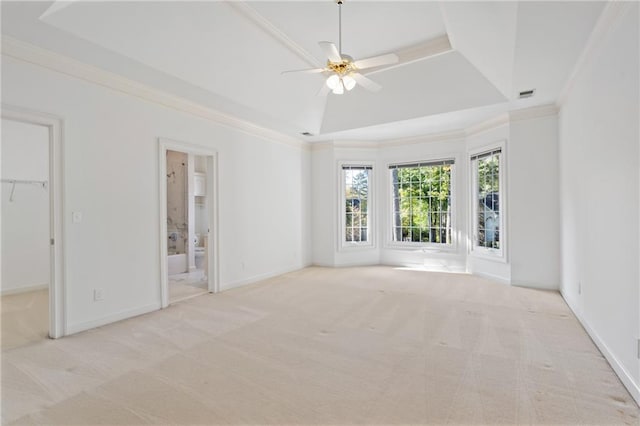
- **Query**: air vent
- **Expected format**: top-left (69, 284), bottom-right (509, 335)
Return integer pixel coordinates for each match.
top-left (301, 132), bottom-right (313, 136)
top-left (519, 89), bottom-right (536, 99)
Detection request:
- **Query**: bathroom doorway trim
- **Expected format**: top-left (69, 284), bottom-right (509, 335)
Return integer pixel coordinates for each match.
top-left (2, 104), bottom-right (66, 338)
top-left (158, 138), bottom-right (219, 308)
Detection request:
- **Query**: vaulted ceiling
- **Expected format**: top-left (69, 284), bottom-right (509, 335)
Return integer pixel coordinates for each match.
top-left (2, 1), bottom-right (605, 141)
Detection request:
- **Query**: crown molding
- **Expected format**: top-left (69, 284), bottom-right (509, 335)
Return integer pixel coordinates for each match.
top-left (309, 141), bottom-right (334, 151)
top-left (556, 1), bottom-right (634, 107)
top-left (465, 113), bottom-right (509, 138)
top-left (378, 129), bottom-right (466, 148)
top-left (227, 2), bottom-right (321, 69)
top-left (298, 103), bottom-right (557, 152)
top-left (1, 36), bottom-right (307, 149)
top-left (508, 104), bottom-right (558, 122)
top-left (309, 140), bottom-right (381, 151)
top-left (333, 140), bottom-right (380, 149)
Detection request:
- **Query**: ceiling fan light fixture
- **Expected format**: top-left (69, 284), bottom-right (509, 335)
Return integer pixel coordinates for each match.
top-left (343, 75), bottom-right (356, 91)
top-left (326, 74), bottom-right (340, 90)
top-left (332, 80), bottom-right (345, 95)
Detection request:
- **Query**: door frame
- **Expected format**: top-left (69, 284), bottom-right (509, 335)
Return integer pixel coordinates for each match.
top-left (158, 138), bottom-right (219, 308)
top-left (1, 104), bottom-right (66, 338)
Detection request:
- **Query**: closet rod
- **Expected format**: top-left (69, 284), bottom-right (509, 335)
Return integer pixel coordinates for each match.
top-left (1, 178), bottom-right (48, 187)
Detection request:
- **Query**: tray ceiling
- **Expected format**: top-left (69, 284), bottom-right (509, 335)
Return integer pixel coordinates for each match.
top-left (1, 1), bottom-right (606, 141)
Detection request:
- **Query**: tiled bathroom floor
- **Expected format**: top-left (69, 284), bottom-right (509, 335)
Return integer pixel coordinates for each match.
top-left (169, 270), bottom-right (208, 302)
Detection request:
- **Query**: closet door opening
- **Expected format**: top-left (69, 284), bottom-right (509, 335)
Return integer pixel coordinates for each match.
top-left (1, 109), bottom-right (64, 348)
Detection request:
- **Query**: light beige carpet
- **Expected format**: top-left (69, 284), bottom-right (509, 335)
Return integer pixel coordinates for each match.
top-left (1, 289), bottom-right (48, 351)
top-left (2, 266), bottom-right (638, 425)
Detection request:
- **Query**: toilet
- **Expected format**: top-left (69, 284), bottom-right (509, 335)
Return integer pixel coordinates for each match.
top-left (194, 247), bottom-right (205, 270)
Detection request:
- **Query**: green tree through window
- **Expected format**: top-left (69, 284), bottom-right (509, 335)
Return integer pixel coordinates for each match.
top-left (390, 160), bottom-right (453, 244)
top-left (472, 150), bottom-right (501, 250)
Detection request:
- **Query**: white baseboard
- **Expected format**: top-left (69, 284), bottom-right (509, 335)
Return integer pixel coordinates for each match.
top-left (220, 264), bottom-right (308, 292)
top-left (333, 260), bottom-right (381, 267)
top-left (511, 280), bottom-right (559, 291)
top-left (470, 270), bottom-right (511, 285)
top-left (0, 283), bottom-right (48, 296)
top-left (65, 302), bottom-right (162, 336)
top-left (561, 290), bottom-right (640, 406)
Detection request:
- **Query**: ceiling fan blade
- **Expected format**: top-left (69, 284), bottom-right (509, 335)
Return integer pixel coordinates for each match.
top-left (318, 41), bottom-right (342, 63)
top-left (353, 53), bottom-right (399, 70)
top-left (281, 68), bottom-right (326, 75)
top-left (317, 83), bottom-right (331, 97)
top-left (352, 73), bottom-right (382, 92)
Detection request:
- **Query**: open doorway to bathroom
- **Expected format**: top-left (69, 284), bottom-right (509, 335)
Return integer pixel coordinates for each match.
top-left (166, 150), bottom-right (209, 302)
top-left (1, 107), bottom-right (65, 348)
top-left (159, 139), bottom-right (218, 307)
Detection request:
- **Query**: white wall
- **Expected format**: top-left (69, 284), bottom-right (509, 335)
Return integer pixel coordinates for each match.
top-left (559, 3), bottom-right (639, 400)
top-left (1, 55), bottom-right (311, 333)
top-left (1, 119), bottom-right (50, 294)
top-left (310, 145), bottom-right (336, 267)
top-left (310, 117), bottom-right (560, 284)
top-left (509, 114), bottom-right (560, 289)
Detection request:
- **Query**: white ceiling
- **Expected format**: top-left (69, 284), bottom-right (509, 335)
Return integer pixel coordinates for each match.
top-left (1, 1), bottom-right (606, 142)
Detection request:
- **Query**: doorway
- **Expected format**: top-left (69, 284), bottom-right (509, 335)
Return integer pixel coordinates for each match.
top-left (158, 139), bottom-right (218, 307)
top-left (1, 107), bottom-right (65, 347)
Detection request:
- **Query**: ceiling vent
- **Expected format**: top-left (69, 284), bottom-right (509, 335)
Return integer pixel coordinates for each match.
top-left (301, 132), bottom-right (313, 136)
top-left (518, 89), bottom-right (536, 99)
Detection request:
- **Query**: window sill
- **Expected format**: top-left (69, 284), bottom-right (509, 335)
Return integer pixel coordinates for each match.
top-left (339, 242), bottom-right (376, 252)
top-left (470, 248), bottom-right (507, 263)
top-left (385, 242), bottom-right (457, 254)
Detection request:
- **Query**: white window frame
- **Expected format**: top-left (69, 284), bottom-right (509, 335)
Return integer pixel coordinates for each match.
top-left (386, 157), bottom-right (457, 251)
top-left (338, 161), bottom-right (375, 250)
top-left (468, 141), bottom-right (507, 262)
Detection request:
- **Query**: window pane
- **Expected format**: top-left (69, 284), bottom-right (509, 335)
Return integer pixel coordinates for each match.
top-left (390, 161), bottom-right (453, 245)
top-left (343, 167), bottom-right (371, 244)
top-left (474, 151), bottom-right (501, 250)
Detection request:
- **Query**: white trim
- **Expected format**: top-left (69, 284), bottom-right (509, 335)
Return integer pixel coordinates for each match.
top-left (227, 2), bottom-right (321, 69)
top-left (509, 104), bottom-right (558, 122)
top-left (1, 105), bottom-right (66, 339)
top-left (220, 265), bottom-right (305, 292)
top-left (561, 292), bottom-right (640, 406)
top-left (309, 132), bottom-right (465, 151)
top-left (1, 36), bottom-right (305, 150)
top-left (471, 270), bottom-right (511, 285)
top-left (468, 140), bottom-right (508, 263)
top-left (0, 284), bottom-right (48, 296)
top-left (337, 161), bottom-right (376, 251)
top-left (378, 130), bottom-right (466, 148)
top-left (511, 280), bottom-right (558, 291)
top-left (158, 138), bottom-right (220, 309)
top-left (465, 114), bottom-right (509, 138)
top-left (66, 302), bottom-right (161, 335)
top-left (556, 2), bottom-right (634, 107)
top-left (384, 153), bottom-right (460, 251)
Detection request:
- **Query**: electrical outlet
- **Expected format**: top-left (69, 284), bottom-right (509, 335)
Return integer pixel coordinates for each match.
top-left (72, 211), bottom-right (83, 224)
top-left (93, 288), bottom-right (104, 301)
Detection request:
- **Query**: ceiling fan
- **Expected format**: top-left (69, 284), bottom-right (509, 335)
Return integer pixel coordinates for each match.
top-left (282, 0), bottom-right (399, 96)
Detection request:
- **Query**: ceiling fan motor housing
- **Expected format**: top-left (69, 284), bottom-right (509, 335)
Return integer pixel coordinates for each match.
top-left (327, 54), bottom-right (355, 76)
